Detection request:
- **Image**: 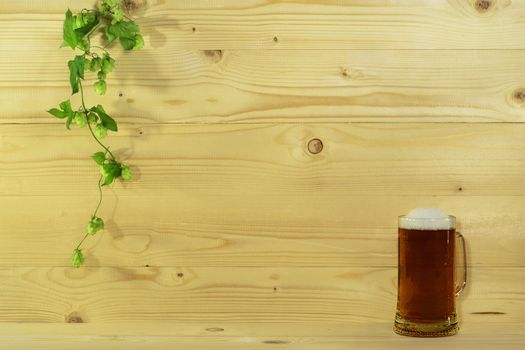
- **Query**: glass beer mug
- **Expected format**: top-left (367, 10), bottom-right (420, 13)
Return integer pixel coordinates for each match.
top-left (394, 208), bottom-right (467, 337)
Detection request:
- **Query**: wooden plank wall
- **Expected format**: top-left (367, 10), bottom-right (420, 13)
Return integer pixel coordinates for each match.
top-left (0, 0), bottom-right (524, 347)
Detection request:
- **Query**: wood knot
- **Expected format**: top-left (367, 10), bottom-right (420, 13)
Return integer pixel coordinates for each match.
top-left (273, 36), bottom-right (279, 42)
top-left (121, 0), bottom-right (146, 16)
top-left (475, 0), bottom-right (492, 12)
top-left (203, 50), bottom-right (223, 63)
top-left (262, 340), bottom-right (290, 345)
top-left (177, 272), bottom-right (184, 278)
top-left (307, 138), bottom-right (323, 154)
top-left (66, 312), bottom-right (83, 323)
top-left (205, 327), bottom-right (225, 332)
top-left (341, 67), bottom-right (365, 80)
top-left (513, 88), bottom-right (525, 103)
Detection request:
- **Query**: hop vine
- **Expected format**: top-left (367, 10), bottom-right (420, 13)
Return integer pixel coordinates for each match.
top-left (47, 0), bottom-right (142, 268)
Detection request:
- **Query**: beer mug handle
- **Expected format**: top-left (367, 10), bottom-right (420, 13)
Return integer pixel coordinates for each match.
top-left (455, 231), bottom-right (467, 296)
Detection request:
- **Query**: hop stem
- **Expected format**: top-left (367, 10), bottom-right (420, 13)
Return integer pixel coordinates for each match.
top-left (73, 81), bottom-right (115, 258)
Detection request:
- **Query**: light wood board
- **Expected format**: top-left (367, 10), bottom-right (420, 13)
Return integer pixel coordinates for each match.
top-left (1, 194), bottom-right (525, 267)
top-left (0, 322), bottom-right (523, 350)
top-left (3, 0), bottom-right (525, 50)
top-left (2, 49), bottom-right (525, 123)
top-left (1, 0), bottom-right (525, 348)
top-left (1, 124), bottom-right (525, 267)
top-left (0, 267), bottom-right (522, 323)
top-left (3, 1), bottom-right (525, 123)
top-left (4, 123), bottom-right (525, 196)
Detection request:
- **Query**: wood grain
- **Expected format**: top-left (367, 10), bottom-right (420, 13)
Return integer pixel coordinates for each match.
top-left (4, 123), bottom-right (525, 197)
top-left (2, 124), bottom-right (525, 267)
top-left (0, 267), bottom-right (522, 323)
top-left (3, 0), bottom-right (525, 50)
top-left (4, 1), bottom-right (525, 124)
top-left (0, 322), bottom-right (523, 350)
top-left (2, 194), bottom-right (525, 267)
top-left (2, 1), bottom-right (525, 347)
top-left (3, 49), bottom-right (525, 123)
top-left (1, 321), bottom-right (523, 338)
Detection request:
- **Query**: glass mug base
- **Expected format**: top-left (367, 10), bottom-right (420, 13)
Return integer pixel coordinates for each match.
top-left (394, 311), bottom-right (459, 337)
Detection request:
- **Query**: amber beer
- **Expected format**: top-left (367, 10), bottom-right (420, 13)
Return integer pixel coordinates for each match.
top-left (398, 227), bottom-right (455, 322)
top-left (394, 210), bottom-right (466, 337)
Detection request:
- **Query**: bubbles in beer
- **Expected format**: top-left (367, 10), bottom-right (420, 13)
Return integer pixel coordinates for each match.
top-left (399, 207), bottom-right (454, 230)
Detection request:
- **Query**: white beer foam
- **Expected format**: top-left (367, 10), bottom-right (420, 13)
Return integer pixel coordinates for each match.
top-left (399, 208), bottom-right (454, 230)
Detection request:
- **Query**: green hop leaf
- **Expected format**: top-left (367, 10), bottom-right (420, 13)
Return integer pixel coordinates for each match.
top-left (62, 9), bottom-right (99, 50)
top-left (105, 27), bottom-right (116, 43)
top-left (83, 12), bottom-right (97, 26)
top-left (73, 111), bottom-right (87, 128)
top-left (91, 105), bottom-right (117, 132)
top-left (106, 20), bottom-right (140, 50)
top-left (121, 165), bottom-right (132, 180)
top-left (59, 99), bottom-right (72, 111)
top-left (99, 164), bottom-right (109, 177)
top-left (133, 34), bottom-right (144, 50)
top-left (91, 151), bottom-right (106, 165)
top-left (94, 124), bottom-right (108, 139)
top-left (48, 101), bottom-right (69, 119)
top-left (119, 37), bottom-right (135, 50)
top-left (76, 12), bottom-right (86, 28)
top-left (76, 11), bottom-right (97, 28)
top-left (47, 100), bottom-right (75, 130)
top-left (77, 38), bottom-right (90, 51)
top-left (87, 216), bottom-right (104, 235)
top-left (61, 100), bottom-right (75, 130)
top-left (103, 174), bottom-right (115, 186)
top-left (73, 11), bottom-right (99, 44)
top-left (72, 249), bottom-right (84, 268)
top-left (47, 108), bottom-right (66, 118)
top-left (68, 55), bottom-right (86, 95)
top-left (62, 9), bottom-right (77, 49)
top-left (94, 80), bottom-right (107, 95)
